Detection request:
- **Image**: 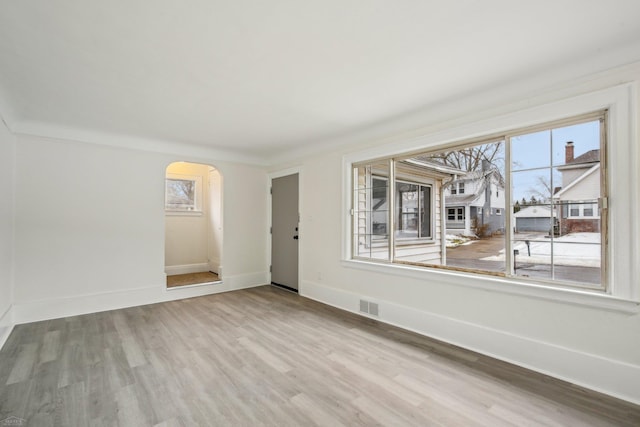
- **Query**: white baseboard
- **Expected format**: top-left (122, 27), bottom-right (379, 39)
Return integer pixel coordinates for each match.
top-left (165, 263), bottom-right (210, 275)
top-left (12, 271), bottom-right (269, 325)
top-left (300, 279), bottom-right (640, 406)
top-left (208, 258), bottom-right (221, 274)
top-left (0, 325), bottom-right (13, 351)
top-left (0, 304), bottom-right (14, 351)
top-left (220, 271), bottom-right (268, 289)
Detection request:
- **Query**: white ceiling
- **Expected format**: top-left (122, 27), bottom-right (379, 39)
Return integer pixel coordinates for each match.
top-left (1, 1), bottom-right (640, 161)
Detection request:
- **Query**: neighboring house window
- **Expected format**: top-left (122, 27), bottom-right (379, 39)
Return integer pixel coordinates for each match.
top-left (568, 202), bottom-right (598, 218)
top-left (351, 110), bottom-right (607, 292)
top-left (583, 203), bottom-right (595, 217)
top-left (569, 204), bottom-right (580, 217)
top-left (165, 173), bottom-right (202, 213)
top-left (447, 207), bottom-right (465, 229)
top-left (447, 207), bottom-right (465, 221)
top-left (451, 182), bottom-right (465, 195)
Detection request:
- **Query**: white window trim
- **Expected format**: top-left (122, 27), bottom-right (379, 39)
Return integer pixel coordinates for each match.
top-left (165, 210), bottom-right (203, 217)
top-left (342, 83), bottom-right (639, 309)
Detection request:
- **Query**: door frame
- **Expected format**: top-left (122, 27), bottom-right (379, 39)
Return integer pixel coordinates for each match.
top-left (268, 167), bottom-right (303, 293)
top-left (163, 161), bottom-right (223, 287)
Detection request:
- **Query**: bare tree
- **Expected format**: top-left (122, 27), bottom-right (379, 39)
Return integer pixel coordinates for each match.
top-left (528, 175), bottom-right (553, 203)
top-left (427, 142), bottom-right (503, 172)
top-left (166, 179), bottom-right (195, 205)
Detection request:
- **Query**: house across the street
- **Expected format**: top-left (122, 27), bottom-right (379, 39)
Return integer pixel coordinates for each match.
top-left (553, 142), bottom-right (601, 236)
top-left (444, 160), bottom-right (505, 236)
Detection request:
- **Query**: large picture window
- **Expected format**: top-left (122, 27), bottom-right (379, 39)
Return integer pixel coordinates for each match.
top-left (352, 111), bottom-right (607, 291)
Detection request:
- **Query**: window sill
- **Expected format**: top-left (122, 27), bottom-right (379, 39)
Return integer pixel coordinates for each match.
top-left (395, 238), bottom-right (436, 245)
top-left (165, 210), bottom-right (203, 217)
top-left (341, 259), bottom-right (640, 314)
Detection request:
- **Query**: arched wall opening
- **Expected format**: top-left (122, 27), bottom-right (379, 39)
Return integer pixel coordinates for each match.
top-left (164, 161), bottom-right (223, 288)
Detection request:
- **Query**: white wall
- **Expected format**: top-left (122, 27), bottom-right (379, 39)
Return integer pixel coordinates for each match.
top-left (207, 168), bottom-right (223, 274)
top-left (12, 135), bottom-right (269, 322)
top-left (490, 176), bottom-right (505, 211)
top-left (278, 65), bottom-right (640, 404)
top-left (0, 117), bottom-right (15, 345)
top-left (559, 166), bottom-right (600, 201)
top-left (164, 162), bottom-right (212, 273)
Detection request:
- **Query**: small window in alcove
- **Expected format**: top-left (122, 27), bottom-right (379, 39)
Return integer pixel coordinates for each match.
top-left (165, 173), bottom-right (202, 212)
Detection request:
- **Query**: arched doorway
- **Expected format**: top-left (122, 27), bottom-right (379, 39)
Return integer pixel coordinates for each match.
top-left (164, 161), bottom-right (223, 288)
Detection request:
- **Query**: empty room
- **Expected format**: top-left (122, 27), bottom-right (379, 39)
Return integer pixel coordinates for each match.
top-left (1, 1), bottom-right (640, 426)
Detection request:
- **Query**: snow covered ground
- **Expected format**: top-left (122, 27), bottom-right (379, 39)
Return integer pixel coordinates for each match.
top-left (481, 232), bottom-right (600, 267)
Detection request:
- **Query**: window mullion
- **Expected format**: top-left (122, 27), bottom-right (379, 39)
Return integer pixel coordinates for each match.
top-left (599, 114), bottom-right (608, 290)
top-left (440, 184), bottom-right (447, 265)
top-left (549, 129), bottom-right (555, 281)
top-left (418, 185), bottom-right (423, 238)
top-left (505, 135), bottom-right (514, 275)
top-left (389, 159), bottom-right (396, 262)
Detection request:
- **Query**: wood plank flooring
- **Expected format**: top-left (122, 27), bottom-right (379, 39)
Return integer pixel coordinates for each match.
top-left (1, 285), bottom-right (639, 426)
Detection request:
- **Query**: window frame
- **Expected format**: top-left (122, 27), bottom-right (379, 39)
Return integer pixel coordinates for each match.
top-left (353, 113), bottom-right (607, 290)
top-left (342, 84), bottom-right (638, 308)
top-left (165, 173), bottom-right (203, 215)
top-left (505, 112), bottom-right (607, 291)
top-left (352, 159), bottom-right (437, 262)
top-left (394, 179), bottom-right (433, 241)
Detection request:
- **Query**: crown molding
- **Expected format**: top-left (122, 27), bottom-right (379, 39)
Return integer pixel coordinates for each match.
top-left (11, 120), bottom-right (268, 166)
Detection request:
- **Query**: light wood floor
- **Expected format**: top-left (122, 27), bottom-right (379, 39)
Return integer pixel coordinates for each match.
top-left (1, 286), bottom-right (639, 426)
top-left (166, 271), bottom-right (220, 288)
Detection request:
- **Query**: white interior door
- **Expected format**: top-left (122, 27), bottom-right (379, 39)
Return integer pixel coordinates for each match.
top-left (271, 173), bottom-right (299, 291)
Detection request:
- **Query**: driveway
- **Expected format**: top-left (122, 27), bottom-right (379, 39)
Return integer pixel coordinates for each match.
top-left (445, 235), bottom-right (600, 284)
top-left (446, 236), bottom-right (505, 272)
top-left (447, 236), bottom-right (505, 259)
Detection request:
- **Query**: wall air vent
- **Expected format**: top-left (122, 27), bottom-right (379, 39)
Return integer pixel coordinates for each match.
top-left (359, 300), bottom-right (379, 317)
top-left (369, 302), bottom-right (379, 316)
top-left (359, 299), bottom-right (368, 313)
